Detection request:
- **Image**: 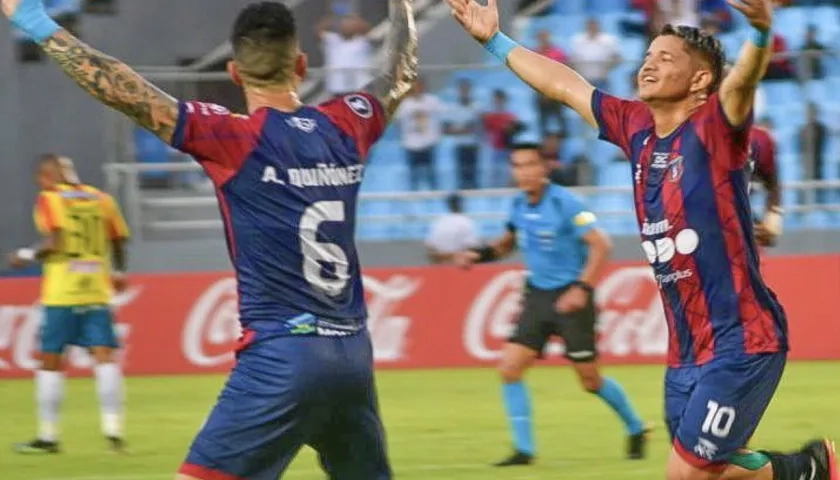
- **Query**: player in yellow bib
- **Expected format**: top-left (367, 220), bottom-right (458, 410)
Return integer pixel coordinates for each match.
top-left (7, 154), bottom-right (130, 454)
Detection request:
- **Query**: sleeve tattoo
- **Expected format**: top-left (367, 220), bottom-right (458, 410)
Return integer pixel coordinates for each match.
top-left (367, 0), bottom-right (419, 118)
top-left (42, 30), bottom-right (179, 143)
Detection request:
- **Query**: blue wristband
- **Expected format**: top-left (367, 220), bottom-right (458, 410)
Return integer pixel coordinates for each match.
top-left (11, 3), bottom-right (60, 43)
top-left (752, 28), bottom-right (771, 48)
top-left (484, 31), bottom-right (518, 63)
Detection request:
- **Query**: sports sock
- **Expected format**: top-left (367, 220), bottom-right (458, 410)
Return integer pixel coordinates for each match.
top-left (595, 377), bottom-right (645, 435)
top-left (36, 370), bottom-right (64, 442)
top-left (94, 363), bottom-right (124, 438)
top-left (764, 451), bottom-right (813, 480)
top-left (502, 381), bottom-right (535, 455)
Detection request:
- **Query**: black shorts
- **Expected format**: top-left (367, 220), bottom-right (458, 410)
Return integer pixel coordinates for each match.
top-left (508, 283), bottom-right (597, 362)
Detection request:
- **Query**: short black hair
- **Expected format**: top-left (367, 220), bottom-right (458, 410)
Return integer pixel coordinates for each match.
top-left (231, 2), bottom-right (298, 86)
top-left (658, 24), bottom-right (725, 93)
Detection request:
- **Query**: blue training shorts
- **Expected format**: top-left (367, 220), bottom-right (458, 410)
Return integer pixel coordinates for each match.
top-left (665, 352), bottom-right (787, 472)
top-left (179, 328), bottom-right (391, 480)
top-left (40, 305), bottom-right (119, 354)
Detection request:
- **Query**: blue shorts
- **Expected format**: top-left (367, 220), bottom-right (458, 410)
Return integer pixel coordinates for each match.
top-left (40, 305), bottom-right (119, 354)
top-left (665, 352), bottom-right (787, 472)
top-left (179, 328), bottom-right (391, 480)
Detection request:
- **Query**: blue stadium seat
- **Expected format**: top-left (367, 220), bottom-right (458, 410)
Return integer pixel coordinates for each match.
top-left (774, 7), bottom-right (809, 48)
top-left (134, 128), bottom-right (171, 179)
top-left (587, 0), bottom-right (628, 14)
top-left (549, 0), bottom-right (586, 16)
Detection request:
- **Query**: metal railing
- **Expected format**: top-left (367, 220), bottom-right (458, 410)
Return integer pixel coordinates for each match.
top-left (104, 162), bottom-right (840, 241)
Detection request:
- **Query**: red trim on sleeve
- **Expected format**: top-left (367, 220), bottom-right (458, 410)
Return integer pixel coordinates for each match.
top-left (673, 438), bottom-right (728, 473)
top-left (178, 463), bottom-right (244, 480)
top-left (317, 93), bottom-right (387, 160)
top-left (175, 102), bottom-right (267, 187)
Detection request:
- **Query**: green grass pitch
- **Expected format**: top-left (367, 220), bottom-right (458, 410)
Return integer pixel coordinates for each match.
top-left (2, 363), bottom-right (839, 479)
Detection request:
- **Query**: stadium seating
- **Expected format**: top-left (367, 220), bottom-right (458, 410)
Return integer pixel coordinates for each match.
top-left (345, 3), bottom-right (840, 239)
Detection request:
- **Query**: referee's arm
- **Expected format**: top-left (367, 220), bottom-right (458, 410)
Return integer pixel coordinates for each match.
top-left (577, 228), bottom-right (612, 289)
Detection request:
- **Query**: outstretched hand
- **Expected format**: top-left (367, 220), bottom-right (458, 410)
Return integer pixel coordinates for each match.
top-left (445, 0), bottom-right (499, 43)
top-left (726, 0), bottom-right (773, 32)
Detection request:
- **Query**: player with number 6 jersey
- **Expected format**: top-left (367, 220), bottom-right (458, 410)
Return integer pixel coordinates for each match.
top-left (2, 0), bottom-right (417, 477)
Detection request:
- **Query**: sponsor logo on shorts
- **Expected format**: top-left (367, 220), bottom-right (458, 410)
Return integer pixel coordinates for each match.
top-left (694, 438), bottom-right (718, 461)
top-left (655, 269), bottom-right (693, 286)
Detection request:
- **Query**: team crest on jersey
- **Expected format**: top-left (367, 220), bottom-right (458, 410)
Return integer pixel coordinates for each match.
top-left (344, 94), bottom-right (373, 119)
top-left (667, 155), bottom-right (684, 182)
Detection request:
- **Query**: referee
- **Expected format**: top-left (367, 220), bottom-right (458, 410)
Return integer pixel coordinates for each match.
top-left (448, 144), bottom-right (648, 466)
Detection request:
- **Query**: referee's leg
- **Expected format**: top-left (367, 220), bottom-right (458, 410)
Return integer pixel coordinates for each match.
top-left (562, 299), bottom-right (648, 459)
top-left (494, 288), bottom-right (553, 466)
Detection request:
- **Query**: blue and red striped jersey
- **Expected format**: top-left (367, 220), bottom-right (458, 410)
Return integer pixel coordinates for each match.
top-left (592, 90), bottom-right (788, 367)
top-left (172, 93), bottom-right (386, 334)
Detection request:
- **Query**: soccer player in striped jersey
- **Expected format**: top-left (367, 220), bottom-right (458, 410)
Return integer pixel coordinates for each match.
top-left (446, 0), bottom-right (838, 479)
top-left (8, 154), bottom-right (130, 454)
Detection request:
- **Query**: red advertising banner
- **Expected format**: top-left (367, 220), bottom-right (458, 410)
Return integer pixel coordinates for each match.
top-left (1, 255), bottom-right (839, 378)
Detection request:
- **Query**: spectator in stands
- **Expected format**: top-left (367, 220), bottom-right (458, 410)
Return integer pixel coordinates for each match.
top-left (570, 19), bottom-right (621, 91)
top-left (799, 103), bottom-right (827, 202)
top-left (483, 90), bottom-right (525, 188)
top-left (763, 33), bottom-right (796, 81)
top-left (426, 193), bottom-right (480, 264)
top-left (444, 79), bottom-right (482, 190)
top-left (657, 0), bottom-right (701, 28)
top-left (396, 78), bottom-right (447, 191)
top-left (543, 133), bottom-right (592, 186)
top-left (534, 30), bottom-right (567, 136)
top-left (317, 13), bottom-right (373, 97)
top-left (700, 0), bottom-right (733, 32)
top-left (800, 25), bottom-right (827, 80)
top-left (621, 0), bottom-right (659, 42)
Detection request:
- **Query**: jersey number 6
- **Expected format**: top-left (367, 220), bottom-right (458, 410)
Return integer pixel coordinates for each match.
top-left (299, 200), bottom-right (350, 297)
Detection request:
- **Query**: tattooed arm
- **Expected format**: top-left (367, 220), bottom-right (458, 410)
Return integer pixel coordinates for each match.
top-left (42, 30), bottom-right (179, 143)
top-left (367, 0), bottom-right (419, 120)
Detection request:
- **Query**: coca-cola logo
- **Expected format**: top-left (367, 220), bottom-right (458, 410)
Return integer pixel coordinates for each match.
top-left (463, 270), bottom-right (527, 360)
top-left (180, 274), bottom-right (421, 367)
top-left (363, 274), bottom-right (420, 362)
top-left (0, 287), bottom-right (141, 372)
top-left (463, 267), bottom-right (668, 360)
top-left (181, 278), bottom-right (241, 368)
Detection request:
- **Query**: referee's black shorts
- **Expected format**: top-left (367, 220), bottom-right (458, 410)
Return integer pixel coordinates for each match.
top-left (508, 283), bottom-right (597, 362)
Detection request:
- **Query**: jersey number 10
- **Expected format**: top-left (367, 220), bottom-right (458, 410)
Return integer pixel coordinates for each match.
top-left (67, 211), bottom-right (105, 258)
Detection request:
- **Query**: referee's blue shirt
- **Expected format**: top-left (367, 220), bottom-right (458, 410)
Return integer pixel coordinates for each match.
top-left (508, 183), bottom-right (598, 290)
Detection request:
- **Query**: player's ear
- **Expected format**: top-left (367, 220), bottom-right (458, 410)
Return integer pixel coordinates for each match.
top-left (227, 61), bottom-right (243, 87)
top-left (690, 69), bottom-right (713, 96)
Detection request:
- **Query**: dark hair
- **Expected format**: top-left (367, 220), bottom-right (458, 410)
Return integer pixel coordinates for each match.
top-left (658, 24), bottom-right (725, 93)
top-left (492, 89), bottom-right (507, 100)
top-left (446, 193), bottom-right (463, 213)
top-left (510, 143), bottom-right (543, 152)
top-left (231, 2), bottom-right (298, 86)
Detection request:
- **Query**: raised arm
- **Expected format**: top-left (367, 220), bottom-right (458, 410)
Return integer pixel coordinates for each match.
top-left (2, 0), bottom-right (179, 143)
top-left (446, 0), bottom-right (597, 128)
top-left (718, 0), bottom-right (773, 127)
top-left (366, 0), bottom-right (419, 119)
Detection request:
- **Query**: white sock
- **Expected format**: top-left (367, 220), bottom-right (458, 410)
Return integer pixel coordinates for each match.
top-left (36, 370), bottom-right (64, 442)
top-left (94, 363), bottom-right (124, 438)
